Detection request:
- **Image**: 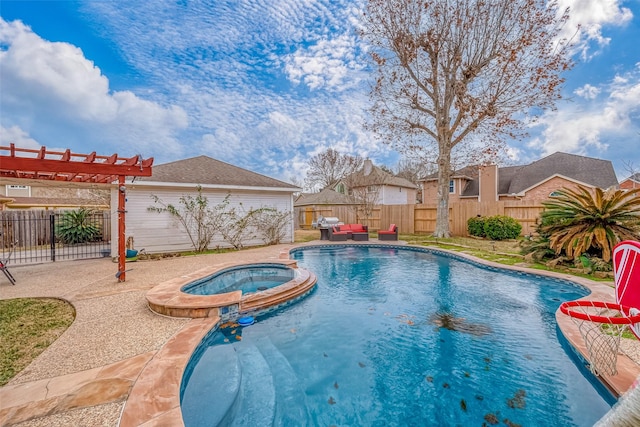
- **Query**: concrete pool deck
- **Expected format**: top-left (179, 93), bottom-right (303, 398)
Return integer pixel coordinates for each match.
top-left (1, 240), bottom-right (639, 426)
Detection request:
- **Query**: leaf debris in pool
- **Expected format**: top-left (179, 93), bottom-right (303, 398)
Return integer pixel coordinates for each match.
top-left (503, 419), bottom-right (522, 427)
top-left (483, 412), bottom-right (499, 424)
top-left (506, 389), bottom-right (526, 409)
top-left (429, 312), bottom-right (492, 336)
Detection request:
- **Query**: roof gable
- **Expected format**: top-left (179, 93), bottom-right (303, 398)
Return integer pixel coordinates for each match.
top-left (138, 155), bottom-right (298, 189)
top-left (622, 173), bottom-right (640, 184)
top-left (506, 152), bottom-right (618, 194)
top-left (346, 164), bottom-right (417, 189)
top-left (432, 152), bottom-right (618, 198)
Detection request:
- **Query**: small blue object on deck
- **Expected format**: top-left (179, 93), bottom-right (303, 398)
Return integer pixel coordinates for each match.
top-left (126, 249), bottom-right (138, 258)
top-left (238, 316), bottom-right (255, 326)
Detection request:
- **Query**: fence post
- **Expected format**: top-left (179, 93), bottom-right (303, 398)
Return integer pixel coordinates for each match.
top-left (50, 213), bottom-right (56, 262)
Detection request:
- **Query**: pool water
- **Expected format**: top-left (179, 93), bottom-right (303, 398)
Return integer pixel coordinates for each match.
top-left (182, 263), bottom-right (295, 295)
top-left (180, 246), bottom-right (613, 426)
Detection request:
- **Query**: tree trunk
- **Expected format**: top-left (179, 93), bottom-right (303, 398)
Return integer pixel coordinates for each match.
top-left (434, 149), bottom-right (452, 238)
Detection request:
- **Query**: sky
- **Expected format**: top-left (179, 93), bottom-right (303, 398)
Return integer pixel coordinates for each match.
top-left (1, 0), bottom-right (639, 186)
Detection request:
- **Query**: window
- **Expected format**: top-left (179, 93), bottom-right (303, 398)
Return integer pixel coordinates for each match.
top-left (5, 184), bottom-right (31, 197)
top-left (549, 191), bottom-right (562, 197)
top-left (449, 180), bottom-right (455, 193)
top-left (336, 183), bottom-right (345, 194)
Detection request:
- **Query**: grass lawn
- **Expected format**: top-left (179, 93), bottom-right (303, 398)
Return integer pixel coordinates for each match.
top-left (0, 298), bottom-right (75, 386)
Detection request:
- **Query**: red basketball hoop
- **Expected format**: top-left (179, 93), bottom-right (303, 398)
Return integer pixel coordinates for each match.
top-left (560, 300), bottom-right (640, 376)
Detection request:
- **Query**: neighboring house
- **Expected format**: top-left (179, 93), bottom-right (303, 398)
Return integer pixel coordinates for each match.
top-left (0, 183), bottom-right (109, 210)
top-left (340, 159), bottom-right (418, 205)
top-left (112, 155), bottom-right (300, 253)
top-left (619, 173), bottom-right (640, 190)
top-left (294, 188), bottom-right (358, 228)
top-left (421, 152), bottom-right (619, 203)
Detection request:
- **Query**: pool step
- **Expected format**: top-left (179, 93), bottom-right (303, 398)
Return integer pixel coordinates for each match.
top-left (180, 344), bottom-right (241, 427)
top-left (240, 270), bottom-right (317, 313)
top-left (255, 337), bottom-right (312, 426)
top-left (227, 342), bottom-right (277, 427)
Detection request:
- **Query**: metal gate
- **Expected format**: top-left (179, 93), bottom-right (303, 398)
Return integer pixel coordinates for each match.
top-left (0, 210), bottom-right (111, 265)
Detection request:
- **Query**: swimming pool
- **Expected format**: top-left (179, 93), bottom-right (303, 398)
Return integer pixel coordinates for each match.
top-left (180, 245), bottom-right (613, 426)
top-left (182, 263), bottom-right (295, 295)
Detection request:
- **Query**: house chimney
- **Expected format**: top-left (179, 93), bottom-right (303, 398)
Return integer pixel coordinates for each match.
top-left (478, 164), bottom-right (498, 202)
top-left (363, 159), bottom-right (373, 176)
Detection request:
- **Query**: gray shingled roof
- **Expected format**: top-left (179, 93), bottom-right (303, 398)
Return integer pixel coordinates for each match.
top-left (294, 188), bottom-right (355, 206)
top-left (139, 155), bottom-right (298, 189)
top-left (624, 173), bottom-right (640, 183)
top-left (346, 164), bottom-right (418, 189)
top-left (459, 165), bottom-right (524, 197)
top-left (422, 165), bottom-right (477, 182)
top-left (456, 152), bottom-right (618, 197)
top-left (506, 152), bottom-right (618, 194)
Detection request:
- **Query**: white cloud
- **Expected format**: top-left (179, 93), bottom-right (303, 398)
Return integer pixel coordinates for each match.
top-left (574, 83), bottom-right (600, 99)
top-left (532, 65), bottom-right (640, 156)
top-left (0, 125), bottom-right (41, 149)
top-left (0, 18), bottom-right (188, 156)
top-left (558, 0), bottom-right (633, 60)
top-left (284, 34), bottom-right (365, 91)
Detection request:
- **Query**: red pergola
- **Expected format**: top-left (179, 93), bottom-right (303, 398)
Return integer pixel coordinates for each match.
top-left (0, 143), bottom-right (153, 281)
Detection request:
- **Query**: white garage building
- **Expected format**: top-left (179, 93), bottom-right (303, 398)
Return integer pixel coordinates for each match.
top-left (111, 155), bottom-right (300, 254)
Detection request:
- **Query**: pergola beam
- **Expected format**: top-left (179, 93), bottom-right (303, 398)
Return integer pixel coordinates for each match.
top-left (0, 144), bottom-right (154, 282)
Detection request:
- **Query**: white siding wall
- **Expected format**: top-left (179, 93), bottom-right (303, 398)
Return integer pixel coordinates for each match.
top-left (380, 185), bottom-right (416, 205)
top-left (111, 185), bottom-right (295, 254)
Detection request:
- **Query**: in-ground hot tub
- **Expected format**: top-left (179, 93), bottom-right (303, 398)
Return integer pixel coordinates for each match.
top-left (182, 263), bottom-right (295, 296)
top-left (146, 260), bottom-right (317, 320)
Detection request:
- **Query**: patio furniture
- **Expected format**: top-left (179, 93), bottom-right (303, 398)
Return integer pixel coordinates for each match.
top-left (0, 239), bottom-right (16, 285)
top-left (317, 217), bottom-right (343, 240)
top-left (352, 232), bottom-right (369, 241)
top-left (337, 224), bottom-right (369, 241)
top-left (328, 226), bottom-right (349, 241)
top-left (378, 224), bottom-right (398, 241)
top-left (319, 227), bottom-right (330, 240)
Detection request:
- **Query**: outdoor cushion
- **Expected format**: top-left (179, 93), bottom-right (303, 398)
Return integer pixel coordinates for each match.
top-left (331, 226), bottom-right (348, 235)
top-left (378, 224), bottom-right (397, 234)
top-left (337, 224), bottom-right (367, 233)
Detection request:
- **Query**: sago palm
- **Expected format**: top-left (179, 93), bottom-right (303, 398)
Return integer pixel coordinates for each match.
top-left (540, 185), bottom-right (640, 262)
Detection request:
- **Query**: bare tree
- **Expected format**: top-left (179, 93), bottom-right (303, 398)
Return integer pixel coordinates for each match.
top-left (344, 160), bottom-right (388, 224)
top-left (622, 159), bottom-right (639, 189)
top-left (362, 0), bottom-right (572, 237)
top-left (395, 155), bottom-right (435, 184)
top-left (304, 148), bottom-right (364, 192)
top-left (33, 186), bottom-right (110, 206)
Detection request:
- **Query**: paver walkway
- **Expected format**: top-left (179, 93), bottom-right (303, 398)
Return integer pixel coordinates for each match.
top-left (0, 244), bottom-right (289, 426)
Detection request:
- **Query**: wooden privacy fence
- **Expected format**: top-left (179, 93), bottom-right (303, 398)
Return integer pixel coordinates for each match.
top-left (296, 200), bottom-right (545, 236)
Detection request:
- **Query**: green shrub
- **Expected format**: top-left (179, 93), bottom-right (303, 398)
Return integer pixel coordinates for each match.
top-left (483, 215), bottom-right (522, 240)
top-left (56, 208), bottom-right (102, 244)
top-left (467, 216), bottom-right (486, 237)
